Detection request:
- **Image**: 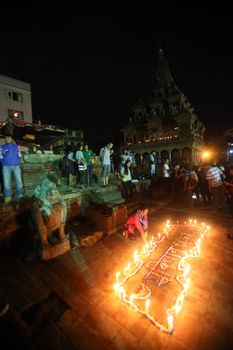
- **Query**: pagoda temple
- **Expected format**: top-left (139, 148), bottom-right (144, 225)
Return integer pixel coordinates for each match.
top-left (122, 46), bottom-right (205, 164)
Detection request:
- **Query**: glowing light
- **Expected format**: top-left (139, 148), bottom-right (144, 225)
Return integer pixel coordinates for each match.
top-left (119, 286), bottom-right (126, 299)
top-left (202, 151), bottom-right (211, 159)
top-left (115, 272), bottom-right (120, 281)
top-left (124, 263), bottom-right (131, 275)
top-left (113, 220), bottom-right (208, 334)
top-left (167, 314), bottom-right (174, 333)
top-left (186, 264), bottom-right (191, 273)
top-left (130, 294), bottom-right (135, 305)
top-left (114, 283), bottom-right (120, 293)
top-left (145, 299), bottom-right (150, 312)
top-left (175, 303), bottom-right (182, 314)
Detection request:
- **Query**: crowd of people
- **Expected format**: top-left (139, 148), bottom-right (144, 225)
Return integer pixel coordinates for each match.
top-left (160, 158), bottom-right (233, 217)
top-left (0, 136), bottom-right (233, 220)
top-left (107, 147), bottom-right (233, 218)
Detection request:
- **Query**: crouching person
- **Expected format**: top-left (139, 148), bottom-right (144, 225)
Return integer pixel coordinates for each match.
top-left (123, 207), bottom-right (148, 244)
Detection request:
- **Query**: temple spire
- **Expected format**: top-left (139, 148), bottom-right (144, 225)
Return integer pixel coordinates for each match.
top-left (152, 45), bottom-right (176, 96)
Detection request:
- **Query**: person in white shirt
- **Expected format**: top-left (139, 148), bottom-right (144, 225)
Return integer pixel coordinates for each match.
top-left (75, 143), bottom-right (87, 187)
top-left (150, 151), bottom-right (157, 176)
top-left (163, 158), bottom-right (170, 178)
top-left (99, 142), bottom-right (113, 187)
top-left (163, 158), bottom-right (171, 197)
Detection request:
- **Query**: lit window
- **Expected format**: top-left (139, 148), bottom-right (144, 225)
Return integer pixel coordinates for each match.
top-left (8, 109), bottom-right (24, 120)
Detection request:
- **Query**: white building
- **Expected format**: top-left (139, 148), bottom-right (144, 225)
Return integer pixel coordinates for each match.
top-left (0, 74), bottom-right (32, 123)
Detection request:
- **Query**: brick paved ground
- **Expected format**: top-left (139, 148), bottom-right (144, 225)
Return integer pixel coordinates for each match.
top-left (0, 202), bottom-right (233, 350)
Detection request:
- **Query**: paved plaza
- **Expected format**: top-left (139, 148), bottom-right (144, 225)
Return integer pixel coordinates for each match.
top-left (0, 203), bottom-right (233, 350)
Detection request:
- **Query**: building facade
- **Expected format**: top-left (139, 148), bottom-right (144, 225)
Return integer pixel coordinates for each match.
top-left (122, 47), bottom-right (205, 165)
top-left (0, 74), bottom-right (32, 123)
top-left (52, 129), bottom-right (84, 153)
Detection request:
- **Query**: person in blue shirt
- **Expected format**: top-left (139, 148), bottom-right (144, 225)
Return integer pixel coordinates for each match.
top-left (0, 135), bottom-right (24, 203)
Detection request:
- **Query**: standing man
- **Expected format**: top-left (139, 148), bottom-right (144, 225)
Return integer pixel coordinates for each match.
top-left (99, 142), bottom-right (113, 187)
top-left (206, 161), bottom-right (226, 213)
top-left (0, 135), bottom-right (24, 203)
top-left (83, 143), bottom-right (94, 186)
top-left (150, 151), bottom-right (157, 177)
top-left (163, 158), bottom-right (171, 197)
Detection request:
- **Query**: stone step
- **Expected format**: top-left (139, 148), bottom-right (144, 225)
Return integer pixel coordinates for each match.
top-left (105, 198), bottom-right (125, 205)
top-left (91, 185), bottom-right (118, 194)
top-left (97, 191), bottom-right (123, 200)
top-left (90, 191), bottom-right (124, 205)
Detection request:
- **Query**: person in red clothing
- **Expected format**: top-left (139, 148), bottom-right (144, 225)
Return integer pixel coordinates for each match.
top-left (123, 208), bottom-right (148, 244)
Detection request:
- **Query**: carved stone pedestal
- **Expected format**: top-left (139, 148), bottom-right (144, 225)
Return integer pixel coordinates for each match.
top-left (40, 238), bottom-right (71, 260)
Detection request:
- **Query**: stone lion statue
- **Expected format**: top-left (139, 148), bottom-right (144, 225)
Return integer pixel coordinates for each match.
top-left (31, 178), bottom-right (67, 250)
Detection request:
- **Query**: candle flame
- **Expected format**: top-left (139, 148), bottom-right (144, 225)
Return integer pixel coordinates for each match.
top-left (145, 299), bottom-right (150, 311)
top-left (130, 294), bottom-right (135, 304)
top-left (114, 283), bottom-right (120, 293)
top-left (175, 304), bottom-right (182, 314)
top-left (115, 272), bottom-right (120, 281)
top-left (167, 314), bottom-right (174, 331)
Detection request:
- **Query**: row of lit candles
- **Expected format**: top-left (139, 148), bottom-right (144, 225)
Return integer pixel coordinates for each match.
top-left (113, 219), bottom-right (210, 334)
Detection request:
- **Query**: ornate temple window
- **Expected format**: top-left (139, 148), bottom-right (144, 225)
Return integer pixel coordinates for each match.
top-left (161, 150), bottom-right (170, 162)
top-left (171, 149), bottom-right (181, 164)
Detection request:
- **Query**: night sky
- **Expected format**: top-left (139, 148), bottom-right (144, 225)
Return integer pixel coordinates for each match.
top-left (0, 8), bottom-right (232, 144)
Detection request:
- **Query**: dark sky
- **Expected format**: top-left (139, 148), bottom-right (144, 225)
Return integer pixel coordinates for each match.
top-left (0, 8), bottom-right (232, 143)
